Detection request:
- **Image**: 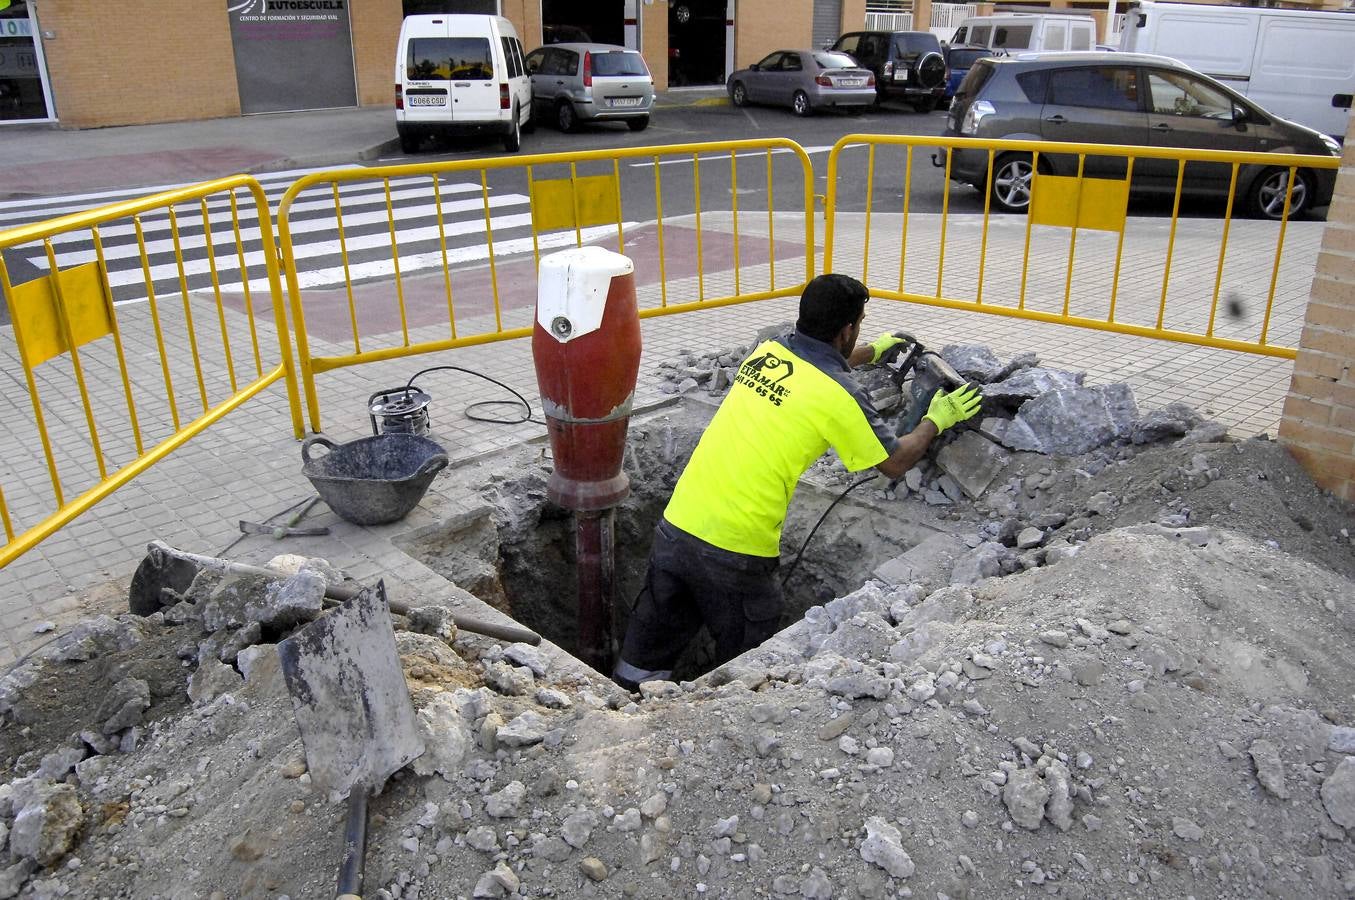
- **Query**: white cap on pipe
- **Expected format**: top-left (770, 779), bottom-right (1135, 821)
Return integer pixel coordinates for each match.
top-left (536, 246), bottom-right (634, 343)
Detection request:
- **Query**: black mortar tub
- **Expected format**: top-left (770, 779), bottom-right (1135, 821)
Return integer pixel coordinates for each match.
top-left (301, 433), bottom-right (449, 526)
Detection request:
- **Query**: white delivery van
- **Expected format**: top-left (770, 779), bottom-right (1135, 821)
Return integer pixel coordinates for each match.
top-left (950, 14), bottom-right (1096, 54)
top-left (1119, 1), bottom-right (1355, 138)
top-left (395, 14), bottom-right (533, 154)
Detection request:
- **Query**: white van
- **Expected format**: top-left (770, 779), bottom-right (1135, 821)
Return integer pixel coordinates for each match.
top-left (395, 14), bottom-right (533, 154)
top-left (950, 14), bottom-right (1096, 54)
top-left (1119, 1), bottom-right (1355, 139)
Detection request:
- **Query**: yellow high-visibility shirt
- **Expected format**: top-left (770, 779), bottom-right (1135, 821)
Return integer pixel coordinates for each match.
top-left (663, 331), bottom-right (897, 558)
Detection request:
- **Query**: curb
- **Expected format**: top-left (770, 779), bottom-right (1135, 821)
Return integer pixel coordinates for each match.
top-left (242, 138), bottom-right (402, 178)
top-left (655, 91), bottom-right (730, 109)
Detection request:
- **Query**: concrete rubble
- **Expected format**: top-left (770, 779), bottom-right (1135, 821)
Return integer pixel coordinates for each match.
top-left (0, 341), bottom-right (1351, 898)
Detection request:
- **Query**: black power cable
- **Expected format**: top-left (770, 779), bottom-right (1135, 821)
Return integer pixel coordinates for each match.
top-left (780, 473), bottom-right (879, 587)
top-left (403, 365), bottom-right (548, 428)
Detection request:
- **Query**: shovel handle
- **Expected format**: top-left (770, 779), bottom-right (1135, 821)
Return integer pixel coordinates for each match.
top-left (143, 542), bottom-right (543, 646)
top-left (335, 789), bottom-right (368, 900)
top-left (321, 586), bottom-right (541, 646)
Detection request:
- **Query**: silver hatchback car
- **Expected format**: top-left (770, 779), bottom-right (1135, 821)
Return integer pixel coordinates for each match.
top-left (727, 50), bottom-right (876, 116)
top-left (525, 43), bottom-right (655, 132)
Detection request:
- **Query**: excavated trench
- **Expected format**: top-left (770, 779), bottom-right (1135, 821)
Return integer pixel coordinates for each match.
top-left (400, 419), bottom-right (952, 681)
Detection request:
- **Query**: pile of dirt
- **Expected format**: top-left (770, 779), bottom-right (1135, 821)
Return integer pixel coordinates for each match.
top-left (0, 350), bottom-right (1352, 898)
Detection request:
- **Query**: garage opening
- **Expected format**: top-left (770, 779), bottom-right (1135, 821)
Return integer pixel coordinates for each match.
top-left (543, 0), bottom-right (624, 46)
top-left (669, 0), bottom-right (728, 86)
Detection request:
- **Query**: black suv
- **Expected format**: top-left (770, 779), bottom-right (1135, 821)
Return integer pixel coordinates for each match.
top-left (940, 52), bottom-right (1340, 219)
top-left (831, 31), bottom-right (948, 112)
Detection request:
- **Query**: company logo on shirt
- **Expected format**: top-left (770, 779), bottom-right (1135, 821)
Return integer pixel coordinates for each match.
top-left (737, 352), bottom-right (793, 407)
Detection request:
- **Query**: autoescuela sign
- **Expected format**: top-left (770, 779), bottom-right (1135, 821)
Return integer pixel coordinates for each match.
top-left (227, 0), bottom-right (357, 114)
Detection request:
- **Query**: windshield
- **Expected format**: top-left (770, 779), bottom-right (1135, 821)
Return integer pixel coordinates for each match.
top-left (894, 33), bottom-right (938, 54)
top-left (946, 48), bottom-right (989, 69)
top-left (592, 51), bottom-right (648, 77)
top-left (407, 38), bottom-right (493, 80)
top-left (814, 52), bottom-right (859, 69)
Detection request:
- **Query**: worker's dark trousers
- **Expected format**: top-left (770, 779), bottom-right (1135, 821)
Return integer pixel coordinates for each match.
top-left (614, 519), bottom-right (783, 689)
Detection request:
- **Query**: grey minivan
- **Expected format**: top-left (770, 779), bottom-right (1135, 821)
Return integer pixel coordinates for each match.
top-left (939, 52), bottom-right (1341, 218)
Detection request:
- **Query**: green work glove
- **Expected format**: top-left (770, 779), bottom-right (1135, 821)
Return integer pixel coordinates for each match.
top-left (923, 383), bottom-right (983, 433)
top-left (868, 332), bottom-right (906, 364)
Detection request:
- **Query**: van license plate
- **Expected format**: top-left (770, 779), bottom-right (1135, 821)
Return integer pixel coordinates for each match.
top-left (610, 97), bottom-right (642, 107)
top-left (409, 96), bottom-right (445, 107)
top-left (894, 71), bottom-right (908, 82)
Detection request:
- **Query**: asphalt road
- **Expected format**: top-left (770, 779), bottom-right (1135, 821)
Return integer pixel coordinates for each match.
top-left (0, 98), bottom-right (1298, 326)
top-left (373, 99), bottom-right (964, 218)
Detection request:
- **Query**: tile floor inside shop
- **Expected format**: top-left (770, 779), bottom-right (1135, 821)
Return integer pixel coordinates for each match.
top-left (0, 292), bottom-right (1297, 667)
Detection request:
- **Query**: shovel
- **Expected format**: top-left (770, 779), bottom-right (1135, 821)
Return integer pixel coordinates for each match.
top-left (131, 541), bottom-right (541, 645)
top-left (278, 581), bottom-right (424, 900)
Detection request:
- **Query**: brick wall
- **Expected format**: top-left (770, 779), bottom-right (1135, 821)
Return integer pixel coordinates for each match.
top-left (1278, 115), bottom-right (1355, 501)
top-left (500, 0), bottom-right (543, 50)
top-left (841, 0), bottom-right (867, 33)
top-left (734, 2), bottom-right (811, 71)
top-left (38, 0), bottom-right (403, 128)
top-left (642, 4), bottom-right (669, 91)
top-left (351, 1), bottom-right (404, 107)
top-left (39, 1), bottom-right (241, 127)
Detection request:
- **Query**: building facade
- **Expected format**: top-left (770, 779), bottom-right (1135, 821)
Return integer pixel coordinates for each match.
top-left (0, 0), bottom-right (866, 129)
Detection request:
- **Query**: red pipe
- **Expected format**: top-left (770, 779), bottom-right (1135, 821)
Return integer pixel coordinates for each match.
top-left (574, 509), bottom-right (616, 672)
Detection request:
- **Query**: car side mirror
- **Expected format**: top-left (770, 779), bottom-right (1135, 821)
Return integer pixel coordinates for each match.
top-left (749, 63), bottom-right (760, 71)
top-left (1231, 105), bottom-right (1249, 126)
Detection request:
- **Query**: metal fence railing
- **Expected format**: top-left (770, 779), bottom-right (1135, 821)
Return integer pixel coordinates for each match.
top-left (824, 133), bottom-right (1340, 360)
top-left (277, 139), bottom-right (817, 432)
top-left (931, 3), bottom-right (978, 32)
top-left (865, 11), bottom-right (914, 31)
top-left (0, 135), bottom-right (1341, 568)
top-left (0, 176), bottom-right (303, 568)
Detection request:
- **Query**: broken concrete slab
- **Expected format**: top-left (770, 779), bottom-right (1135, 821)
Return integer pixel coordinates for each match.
top-left (982, 368), bottom-right (1086, 408)
top-left (935, 430), bottom-right (1011, 499)
top-left (998, 385), bottom-right (1141, 456)
top-left (872, 533), bottom-right (968, 593)
top-left (10, 781), bottom-right (82, 866)
top-left (1132, 401), bottom-right (1204, 445)
top-left (244, 572), bottom-right (325, 630)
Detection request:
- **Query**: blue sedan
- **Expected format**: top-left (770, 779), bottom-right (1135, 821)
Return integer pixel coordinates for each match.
top-left (728, 50), bottom-right (876, 116)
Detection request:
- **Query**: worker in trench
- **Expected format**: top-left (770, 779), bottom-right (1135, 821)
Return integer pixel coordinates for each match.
top-left (613, 273), bottom-right (982, 691)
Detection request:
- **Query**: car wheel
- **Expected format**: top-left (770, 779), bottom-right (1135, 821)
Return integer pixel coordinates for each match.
top-left (991, 153), bottom-right (1038, 213)
top-left (556, 100), bottom-right (578, 133)
top-left (627, 115), bottom-right (650, 132)
top-left (1248, 167), bottom-right (1313, 220)
top-left (503, 106), bottom-right (522, 152)
top-left (792, 90), bottom-right (812, 117)
top-left (911, 97), bottom-right (938, 114)
top-left (730, 81), bottom-right (748, 107)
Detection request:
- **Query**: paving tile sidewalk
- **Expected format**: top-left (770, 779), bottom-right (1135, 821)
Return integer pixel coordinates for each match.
top-left (0, 208), bottom-right (1314, 666)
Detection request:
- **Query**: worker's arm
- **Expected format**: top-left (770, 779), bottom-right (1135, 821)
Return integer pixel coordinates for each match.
top-left (876, 419), bottom-right (938, 480)
top-left (874, 384), bottom-right (983, 481)
top-left (847, 343), bottom-right (877, 368)
top-left (849, 332), bottom-right (904, 369)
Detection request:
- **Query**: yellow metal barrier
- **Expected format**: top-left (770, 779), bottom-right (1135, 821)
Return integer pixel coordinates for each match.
top-left (0, 176), bottom-right (303, 568)
top-left (824, 134), bottom-right (1340, 359)
top-left (276, 139), bottom-right (817, 432)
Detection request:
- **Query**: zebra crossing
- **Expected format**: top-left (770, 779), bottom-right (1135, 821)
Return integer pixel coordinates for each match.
top-left (0, 166), bottom-right (632, 306)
